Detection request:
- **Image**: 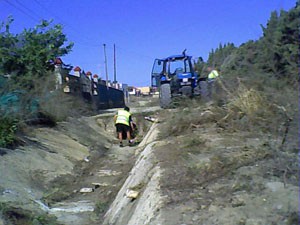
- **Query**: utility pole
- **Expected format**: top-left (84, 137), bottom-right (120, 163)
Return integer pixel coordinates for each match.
top-left (103, 44), bottom-right (108, 88)
top-left (113, 44), bottom-right (117, 84)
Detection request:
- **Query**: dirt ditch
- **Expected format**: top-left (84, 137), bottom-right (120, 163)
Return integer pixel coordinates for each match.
top-left (0, 106), bottom-right (160, 225)
top-left (0, 102), bottom-right (298, 225)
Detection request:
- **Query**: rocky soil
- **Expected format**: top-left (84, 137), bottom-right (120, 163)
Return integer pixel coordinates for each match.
top-left (0, 96), bottom-right (298, 225)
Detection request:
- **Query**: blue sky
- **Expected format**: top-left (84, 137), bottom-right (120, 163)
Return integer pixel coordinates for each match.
top-left (1, 0), bottom-right (296, 87)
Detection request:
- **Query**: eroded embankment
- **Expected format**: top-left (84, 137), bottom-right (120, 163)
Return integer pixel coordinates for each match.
top-left (102, 107), bottom-right (298, 225)
top-left (1, 104), bottom-right (297, 225)
top-left (0, 115), bottom-right (115, 224)
top-left (0, 107), bottom-right (159, 225)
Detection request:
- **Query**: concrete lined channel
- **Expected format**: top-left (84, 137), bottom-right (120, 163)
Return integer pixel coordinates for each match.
top-left (1, 103), bottom-right (298, 225)
top-left (0, 105), bottom-right (162, 225)
top-left (49, 107), bottom-right (162, 224)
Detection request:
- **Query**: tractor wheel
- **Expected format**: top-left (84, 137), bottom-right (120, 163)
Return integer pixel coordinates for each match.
top-left (160, 83), bottom-right (172, 108)
top-left (181, 86), bottom-right (192, 97)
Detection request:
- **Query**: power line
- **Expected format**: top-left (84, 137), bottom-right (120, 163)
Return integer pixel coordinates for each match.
top-left (3, 0), bottom-right (101, 48)
top-left (4, 0), bottom-right (98, 48)
top-left (14, 0), bottom-right (44, 22)
top-left (3, 0), bottom-right (41, 23)
top-left (31, 0), bottom-right (160, 61)
top-left (3, 0), bottom-right (155, 80)
top-left (116, 45), bottom-right (153, 60)
top-left (33, 0), bottom-right (113, 48)
top-left (7, 0), bottom-right (154, 62)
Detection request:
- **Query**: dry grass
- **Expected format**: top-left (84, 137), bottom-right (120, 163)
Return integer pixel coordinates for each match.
top-left (38, 91), bottom-right (93, 123)
top-left (211, 77), bottom-right (294, 137)
top-left (228, 86), bottom-right (265, 117)
top-left (158, 75), bottom-right (295, 148)
top-left (158, 96), bottom-right (219, 138)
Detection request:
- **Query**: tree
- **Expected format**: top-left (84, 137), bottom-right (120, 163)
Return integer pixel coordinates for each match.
top-left (276, 6), bottom-right (299, 83)
top-left (194, 56), bottom-right (206, 77)
top-left (0, 17), bottom-right (73, 91)
top-left (209, 2), bottom-right (299, 86)
top-left (257, 11), bottom-right (280, 74)
top-left (207, 43), bottom-right (236, 70)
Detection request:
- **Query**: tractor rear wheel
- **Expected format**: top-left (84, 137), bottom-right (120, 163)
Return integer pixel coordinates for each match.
top-left (160, 83), bottom-right (171, 108)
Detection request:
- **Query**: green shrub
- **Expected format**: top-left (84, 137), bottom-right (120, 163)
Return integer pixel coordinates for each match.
top-left (0, 117), bottom-right (18, 148)
top-left (158, 99), bottom-right (219, 139)
top-left (94, 201), bottom-right (109, 215)
top-left (38, 91), bottom-right (80, 123)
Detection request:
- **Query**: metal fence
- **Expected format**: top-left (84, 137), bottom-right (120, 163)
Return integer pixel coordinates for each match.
top-left (93, 83), bottom-right (125, 110)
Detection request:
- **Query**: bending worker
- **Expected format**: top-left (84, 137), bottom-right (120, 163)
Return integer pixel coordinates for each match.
top-left (114, 106), bottom-right (134, 147)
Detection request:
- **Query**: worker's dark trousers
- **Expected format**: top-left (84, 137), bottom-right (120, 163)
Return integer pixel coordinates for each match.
top-left (207, 79), bottom-right (216, 100)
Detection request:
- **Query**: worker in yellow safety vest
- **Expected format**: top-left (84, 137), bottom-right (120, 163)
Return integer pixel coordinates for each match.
top-left (207, 67), bottom-right (219, 80)
top-left (206, 67), bottom-right (220, 100)
top-left (114, 106), bottom-right (134, 147)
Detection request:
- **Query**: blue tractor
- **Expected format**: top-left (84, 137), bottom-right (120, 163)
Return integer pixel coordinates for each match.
top-left (151, 50), bottom-right (198, 108)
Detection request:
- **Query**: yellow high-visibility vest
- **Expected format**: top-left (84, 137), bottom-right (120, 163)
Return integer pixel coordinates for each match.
top-left (115, 110), bottom-right (131, 126)
top-left (208, 70), bottom-right (219, 79)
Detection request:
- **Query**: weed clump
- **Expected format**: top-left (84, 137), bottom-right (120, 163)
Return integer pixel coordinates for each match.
top-left (94, 201), bottom-right (109, 215)
top-left (0, 117), bottom-right (18, 148)
top-left (0, 202), bottom-right (60, 225)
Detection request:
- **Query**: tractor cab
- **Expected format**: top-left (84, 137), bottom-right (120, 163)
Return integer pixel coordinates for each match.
top-left (151, 51), bottom-right (198, 108)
